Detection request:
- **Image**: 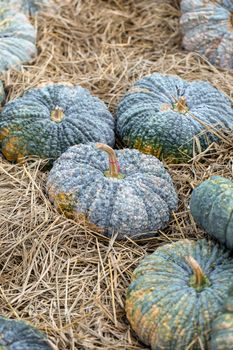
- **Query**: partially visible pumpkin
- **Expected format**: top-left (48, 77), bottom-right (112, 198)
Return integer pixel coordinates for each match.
top-left (0, 8), bottom-right (37, 73)
top-left (0, 316), bottom-right (53, 349)
top-left (47, 142), bottom-right (178, 239)
top-left (180, 0), bottom-right (233, 69)
top-left (0, 81), bottom-right (5, 105)
top-left (116, 73), bottom-right (233, 162)
top-left (210, 285), bottom-right (233, 350)
top-left (125, 239), bottom-right (233, 350)
top-left (190, 176), bottom-right (233, 250)
top-left (1, 0), bottom-right (54, 16)
top-left (0, 83), bottom-right (115, 162)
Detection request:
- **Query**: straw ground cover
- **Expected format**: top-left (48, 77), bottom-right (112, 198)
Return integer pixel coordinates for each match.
top-left (0, 0), bottom-right (233, 349)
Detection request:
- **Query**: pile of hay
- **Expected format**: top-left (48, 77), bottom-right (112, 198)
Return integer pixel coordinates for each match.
top-left (0, 0), bottom-right (233, 349)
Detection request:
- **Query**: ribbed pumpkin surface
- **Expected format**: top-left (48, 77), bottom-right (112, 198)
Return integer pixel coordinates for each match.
top-left (211, 285), bottom-right (233, 350)
top-left (0, 8), bottom-right (37, 73)
top-left (0, 84), bottom-right (115, 162)
top-left (190, 176), bottom-right (233, 250)
top-left (180, 0), bottom-right (233, 69)
top-left (126, 239), bottom-right (233, 350)
top-left (0, 316), bottom-right (52, 349)
top-left (116, 73), bottom-right (233, 162)
top-left (47, 143), bottom-right (178, 239)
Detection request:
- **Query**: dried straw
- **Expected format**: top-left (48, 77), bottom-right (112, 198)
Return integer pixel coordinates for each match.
top-left (0, 0), bottom-right (233, 349)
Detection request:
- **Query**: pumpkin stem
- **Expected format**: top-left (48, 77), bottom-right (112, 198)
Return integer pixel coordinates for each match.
top-left (96, 143), bottom-right (121, 178)
top-left (51, 106), bottom-right (64, 123)
top-left (173, 96), bottom-right (189, 114)
top-left (186, 256), bottom-right (210, 291)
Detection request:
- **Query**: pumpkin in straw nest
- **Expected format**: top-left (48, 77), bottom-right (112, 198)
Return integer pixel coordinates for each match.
top-left (0, 316), bottom-right (52, 349)
top-left (46, 142), bottom-right (178, 239)
top-left (190, 175), bottom-right (233, 250)
top-left (0, 8), bottom-right (37, 73)
top-left (116, 73), bottom-right (233, 162)
top-left (180, 0), bottom-right (233, 69)
top-left (125, 239), bottom-right (233, 350)
top-left (210, 284), bottom-right (233, 350)
top-left (0, 83), bottom-right (115, 163)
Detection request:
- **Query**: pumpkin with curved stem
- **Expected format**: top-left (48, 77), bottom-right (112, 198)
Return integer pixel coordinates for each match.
top-left (47, 142), bottom-right (178, 239)
top-left (116, 73), bottom-right (233, 162)
top-left (210, 285), bottom-right (233, 350)
top-left (0, 8), bottom-right (37, 73)
top-left (190, 175), bottom-right (233, 250)
top-left (0, 81), bottom-right (5, 105)
top-left (1, 0), bottom-right (52, 16)
top-left (0, 83), bottom-right (115, 162)
top-left (125, 239), bottom-right (233, 350)
top-left (0, 316), bottom-right (52, 349)
top-left (180, 0), bottom-right (233, 69)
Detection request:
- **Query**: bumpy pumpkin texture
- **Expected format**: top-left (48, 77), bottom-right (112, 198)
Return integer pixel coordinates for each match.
top-left (211, 285), bottom-right (233, 350)
top-left (0, 84), bottom-right (115, 162)
top-left (125, 239), bottom-right (233, 350)
top-left (116, 73), bottom-right (233, 162)
top-left (180, 0), bottom-right (233, 69)
top-left (47, 143), bottom-right (178, 239)
top-left (190, 176), bottom-right (233, 250)
top-left (0, 8), bottom-right (37, 73)
top-left (0, 316), bottom-right (52, 349)
top-left (0, 0), bottom-right (52, 16)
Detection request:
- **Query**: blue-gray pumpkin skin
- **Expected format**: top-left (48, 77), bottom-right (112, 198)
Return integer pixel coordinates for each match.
top-left (47, 143), bottom-right (178, 239)
top-left (190, 176), bottom-right (233, 250)
top-left (0, 316), bottom-right (52, 349)
top-left (126, 239), bottom-right (233, 350)
top-left (0, 8), bottom-right (37, 73)
top-left (180, 0), bottom-right (233, 69)
top-left (211, 285), bottom-right (233, 350)
top-left (0, 84), bottom-right (115, 162)
top-left (116, 73), bottom-right (233, 162)
top-left (1, 0), bottom-right (51, 16)
top-left (0, 81), bottom-right (5, 105)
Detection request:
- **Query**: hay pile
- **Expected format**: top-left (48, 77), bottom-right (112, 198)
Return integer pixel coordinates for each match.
top-left (0, 0), bottom-right (233, 349)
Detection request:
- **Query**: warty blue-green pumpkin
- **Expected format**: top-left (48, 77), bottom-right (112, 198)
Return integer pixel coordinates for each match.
top-left (0, 316), bottom-right (52, 349)
top-left (210, 284), bottom-right (233, 350)
top-left (0, 83), bottom-right (115, 162)
top-left (125, 239), bottom-right (233, 350)
top-left (116, 73), bottom-right (233, 162)
top-left (190, 175), bottom-right (233, 250)
top-left (46, 142), bottom-right (178, 239)
top-left (0, 8), bottom-right (37, 73)
top-left (180, 0), bottom-right (233, 69)
top-left (0, 0), bottom-right (52, 16)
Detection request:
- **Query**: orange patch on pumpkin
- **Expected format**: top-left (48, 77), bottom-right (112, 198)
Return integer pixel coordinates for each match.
top-left (2, 136), bottom-right (26, 162)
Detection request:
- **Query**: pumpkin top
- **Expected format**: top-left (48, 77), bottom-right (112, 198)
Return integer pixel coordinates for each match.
top-left (126, 238), bottom-right (233, 349)
top-left (0, 316), bottom-right (52, 349)
top-left (47, 142), bottom-right (178, 238)
top-left (180, 0), bottom-right (233, 69)
top-left (0, 8), bottom-right (37, 73)
top-left (116, 73), bottom-right (233, 162)
top-left (0, 83), bottom-right (115, 162)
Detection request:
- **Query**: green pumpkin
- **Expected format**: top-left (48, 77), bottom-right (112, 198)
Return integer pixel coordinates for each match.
top-left (0, 316), bottom-right (52, 349)
top-left (0, 81), bottom-right (5, 105)
top-left (0, 83), bottom-right (115, 162)
top-left (0, 8), bottom-right (37, 73)
top-left (125, 239), bottom-right (233, 350)
top-left (116, 73), bottom-right (233, 162)
top-left (190, 176), bottom-right (233, 250)
top-left (47, 142), bottom-right (178, 239)
top-left (210, 285), bottom-right (233, 350)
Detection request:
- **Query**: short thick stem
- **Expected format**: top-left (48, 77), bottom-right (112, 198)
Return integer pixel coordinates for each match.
top-left (173, 96), bottom-right (189, 114)
top-left (96, 143), bottom-right (120, 178)
top-left (186, 256), bottom-right (209, 291)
